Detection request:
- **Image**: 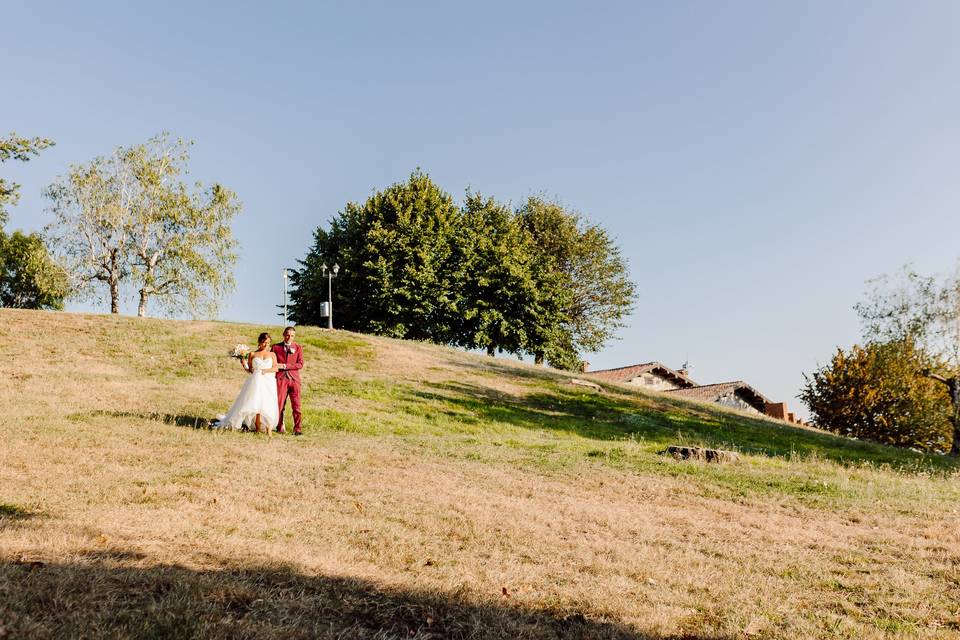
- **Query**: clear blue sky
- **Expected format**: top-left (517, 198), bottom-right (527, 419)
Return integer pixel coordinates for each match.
top-left (5, 1), bottom-right (960, 417)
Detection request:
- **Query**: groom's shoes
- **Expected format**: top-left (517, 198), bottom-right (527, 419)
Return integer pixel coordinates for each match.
top-left (275, 426), bottom-right (286, 434)
top-left (293, 429), bottom-right (302, 436)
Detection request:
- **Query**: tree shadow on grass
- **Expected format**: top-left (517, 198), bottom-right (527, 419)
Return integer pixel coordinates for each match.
top-left (89, 410), bottom-right (215, 429)
top-left (0, 557), bottom-right (732, 640)
top-left (452, 355), bottom-right (572, 383)
top-left (408, 381), bottom-right (958, 471)
top-left (0, 503), bottom-right (40, 529)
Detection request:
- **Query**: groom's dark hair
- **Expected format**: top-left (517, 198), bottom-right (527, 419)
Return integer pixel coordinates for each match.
top-left (284, 326), bottom-right (296, 333)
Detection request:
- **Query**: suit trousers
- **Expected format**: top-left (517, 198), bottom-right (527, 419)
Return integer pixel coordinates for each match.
top-left (277, 377), bottom-right (302, 433)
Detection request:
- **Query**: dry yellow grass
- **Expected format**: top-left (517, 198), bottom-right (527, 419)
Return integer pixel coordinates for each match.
top-left (1, 308), bottom-right (959, 639)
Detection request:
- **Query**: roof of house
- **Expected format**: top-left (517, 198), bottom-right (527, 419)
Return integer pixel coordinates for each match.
top-left (665, 381), bottom-right (770, 412)
top-left (588, 362), bottom-right (697, 388)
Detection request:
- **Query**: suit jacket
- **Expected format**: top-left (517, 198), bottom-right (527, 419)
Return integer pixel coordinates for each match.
top-left (271, 341), bottom-right (304, 384)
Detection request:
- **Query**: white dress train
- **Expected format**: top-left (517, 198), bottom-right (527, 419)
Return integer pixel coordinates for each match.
top-left (218, 356), bottom-right (279, 430)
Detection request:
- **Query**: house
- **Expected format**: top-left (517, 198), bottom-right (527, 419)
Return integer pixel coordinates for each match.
top-left (589, 361), bottom-right (800, 422)
top-left (664, 381), bottom-right (770, 415)
top-left (588, 362), bottom-right (697, 391)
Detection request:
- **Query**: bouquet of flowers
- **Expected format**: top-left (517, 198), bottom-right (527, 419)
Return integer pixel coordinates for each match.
top-left (229, 344), bottom-right (251, 360)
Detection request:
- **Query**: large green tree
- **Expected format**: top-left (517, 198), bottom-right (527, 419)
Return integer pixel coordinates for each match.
top-left (290, 170), bottom-right (460, 341)
top-left (800, 339), bottom-right (952, 452)
top-left (451, 192), bottom-right (567, 357)
top-left (45, 134), bottom-right (240, 317)
top-left (291, 174), bottom-right (636, 371)
top-left (0, 229), bottom-right (69, 309)
top-left (518, 196), bottom-right (636, 369)
top-left (1, 133), bottom-right (54, 227)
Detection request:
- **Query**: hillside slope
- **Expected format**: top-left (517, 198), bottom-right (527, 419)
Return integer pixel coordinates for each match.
top-left (1, 309), bottom-right (959, 639)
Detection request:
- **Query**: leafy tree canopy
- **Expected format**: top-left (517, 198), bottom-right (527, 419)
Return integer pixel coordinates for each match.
top-left (291, 170), bottom-right (460, 342)
top-left (1, 133), bottom-right (54, 227)
top-left (0, 229), bottom-right (69, 310)
top-left (44, 133), bottom-right (240, 317)
top-left (854, 263), bottom-right (960, 454)
top-left (451, 191), bottom-right (559, 357)
top-left (291, 172), bottom-right (636, 370)
top-left (518, 196), bottom-right (636, 368)
top-left (800, 339), bottom-right (952, 452)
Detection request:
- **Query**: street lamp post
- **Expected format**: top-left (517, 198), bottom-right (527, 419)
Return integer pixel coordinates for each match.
top-left (321, 263), bottom-right (339, 329)
top-left (282, 268), bottom-right (289, 326)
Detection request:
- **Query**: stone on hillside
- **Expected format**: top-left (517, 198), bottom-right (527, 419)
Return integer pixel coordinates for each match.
top-left (663, 445), bottom-right (740, 463)
top-left (569, 378), bottom-right (604, 392)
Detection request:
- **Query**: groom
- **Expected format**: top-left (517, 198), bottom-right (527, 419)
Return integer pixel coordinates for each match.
top-left (272, 326), bottom-right (304, 435)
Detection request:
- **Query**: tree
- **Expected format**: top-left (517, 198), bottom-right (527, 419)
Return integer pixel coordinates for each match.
top-left (0, 132), bottom-right (64, 310)
top-left (290, 170), bottom-right (460, 341)
top-left (123, 135), bottom-right (240, 317)
top-left (0, 229), bottom-right (69, 309)
top-left (290, 175), bottom-right (636, 371)
top-left (518, 196), bottom-right (636, 369)
top-left (451, 192), bottom-right (563, 357)
top-left (1, 133), bottom-right (54, 227)
top-left (855, 265), bottom-right (960, 454)
top-left (45, 152), bottom-right (133, 313)
top-left (45, 134), bottom-right (240, 317)
top-left (800, 339), bottom-right (952, 452)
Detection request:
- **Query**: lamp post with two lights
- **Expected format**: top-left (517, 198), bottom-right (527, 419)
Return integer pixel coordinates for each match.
top-left (321, 263), bottom-right (339, 329)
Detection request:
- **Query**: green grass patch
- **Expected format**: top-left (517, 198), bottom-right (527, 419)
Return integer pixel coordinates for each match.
top-left (0, 503), bottom-right (35, 520)
top-left (299, 333), bottom-right (374, 361)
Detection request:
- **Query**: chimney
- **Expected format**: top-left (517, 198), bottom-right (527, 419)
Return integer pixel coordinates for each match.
top-left (765, 402), bottom-right (788, 420)
top-left (677, 368), bottom-right (688, 377)
top-left (579, 361), bottom-right (590, 373)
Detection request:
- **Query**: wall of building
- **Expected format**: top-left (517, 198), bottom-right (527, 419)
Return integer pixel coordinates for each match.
top-left (626, 372), bottom-right (684, 392)
top-left (716, 392), bottom-right (762, 415)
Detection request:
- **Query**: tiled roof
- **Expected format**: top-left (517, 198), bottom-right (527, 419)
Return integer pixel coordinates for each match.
top-left (665, 381), bottom-right (770, 412)
top-left (589, 362), bottom-right (697, 388)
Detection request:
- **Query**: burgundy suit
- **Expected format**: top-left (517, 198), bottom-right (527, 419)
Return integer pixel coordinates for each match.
top-left (271, 341), bottom-right (304, 434)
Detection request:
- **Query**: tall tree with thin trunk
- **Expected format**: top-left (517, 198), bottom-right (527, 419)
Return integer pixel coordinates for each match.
top-left (124, 135), bottom-right (240, 318)
top-left (45, 134), bottom-right (240, 317)
top-left (45, 152), bottom-right (136, 313)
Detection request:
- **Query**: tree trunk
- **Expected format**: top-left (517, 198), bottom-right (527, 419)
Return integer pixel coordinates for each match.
top-left (108, 250), bottom-right (120, 314)
top-left (138, 259), bottom-right (156, 318)
top-left (951, 415), bottom-right (960, 456)
top-left (922, 371), bottom-right (960, 455)
top-left (534, 354), bottom-right (544, 366)
top-left (138, 289), bottom-right (148, 317)
top-left (110, 277), bottom-right (119, 314)
top-left (486, 345), bottom-right (495, 357)
top-left (950, 379), bottom-right (960, 456)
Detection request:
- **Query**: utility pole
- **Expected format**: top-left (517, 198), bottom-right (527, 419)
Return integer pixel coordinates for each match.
top-left (282, 269), bottom-right (289, 325)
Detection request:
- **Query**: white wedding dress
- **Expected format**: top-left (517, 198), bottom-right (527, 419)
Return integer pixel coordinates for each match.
top-left (217, 356), bottom-right (279, 430)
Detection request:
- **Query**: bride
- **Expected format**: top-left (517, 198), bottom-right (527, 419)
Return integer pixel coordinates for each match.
top-left (217, 332), bottom-right (279, 434)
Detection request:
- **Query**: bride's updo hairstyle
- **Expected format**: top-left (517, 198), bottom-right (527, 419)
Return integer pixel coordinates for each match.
top-left (258, 332), bottom-right (271, 346)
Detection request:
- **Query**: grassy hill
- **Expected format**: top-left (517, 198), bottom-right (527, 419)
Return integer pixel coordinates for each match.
top-left (1, 308), bottom-right (959, 639)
